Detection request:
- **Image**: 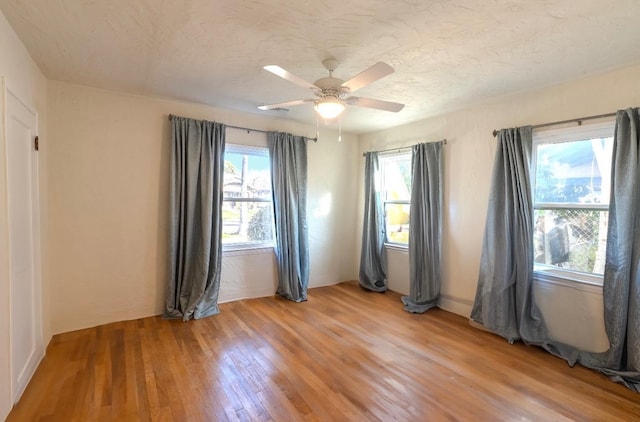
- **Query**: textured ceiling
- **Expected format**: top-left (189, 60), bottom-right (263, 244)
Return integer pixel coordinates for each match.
top-left (2, 0), bottom-right (640, 134)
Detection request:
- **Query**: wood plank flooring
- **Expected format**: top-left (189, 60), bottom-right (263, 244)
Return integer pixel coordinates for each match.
top-left (8, 281), bottom-right (640, 421)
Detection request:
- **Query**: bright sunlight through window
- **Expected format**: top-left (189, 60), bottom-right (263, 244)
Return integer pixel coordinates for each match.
top-left (532, 122), bottom-right (614, 283)
top-left (380, 152), bottom-right (412, 246)
top-left (222, 144), bottom-right (274, 249)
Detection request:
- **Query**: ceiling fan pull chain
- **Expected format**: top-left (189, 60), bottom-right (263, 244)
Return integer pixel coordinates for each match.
top-left (338, 117), bottom-right (342, 142)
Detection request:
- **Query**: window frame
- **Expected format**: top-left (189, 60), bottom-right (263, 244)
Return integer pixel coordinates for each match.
top-left (531, 121), bottom-right (615, 286)
top-left (222, 143), bottom-right (275, 252)
top-left (378, 150), bottom-right (412, 248)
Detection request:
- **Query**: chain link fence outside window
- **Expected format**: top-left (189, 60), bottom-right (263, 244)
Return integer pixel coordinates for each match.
top-left (534, 208), bottom-right (608, 274)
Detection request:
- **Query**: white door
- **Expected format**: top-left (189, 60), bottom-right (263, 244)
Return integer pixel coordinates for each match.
top-left (6, 85), bottom-right (42, 404)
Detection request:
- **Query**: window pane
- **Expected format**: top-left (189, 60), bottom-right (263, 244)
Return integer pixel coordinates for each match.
top-left (223, 144), bottom-right (273, 247)
top-left (381, 155), bottom-right (412, 201)
top-left (385, 203), bottom-right (410, 244)
top-left (534, 209), bottom-right (608, 275)
top-left (534, 137), bottom-right (613, 205)
top-left (224, 151), bottom-right (272, 200)
top-left (222, 201), bottom-right (273, 244)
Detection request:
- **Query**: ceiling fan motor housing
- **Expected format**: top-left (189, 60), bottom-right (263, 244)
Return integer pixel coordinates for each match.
top-left (314, 76), bottom-right (350, 99)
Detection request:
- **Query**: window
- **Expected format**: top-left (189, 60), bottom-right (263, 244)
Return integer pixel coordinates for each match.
top-left (532, 122), bottom-right (614, 283)
top-left (380, 151), bottom-right (412, 245)
top-left (222, 144), bottom-right (274, 249)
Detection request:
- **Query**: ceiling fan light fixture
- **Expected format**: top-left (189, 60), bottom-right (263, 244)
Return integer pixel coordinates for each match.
top-left (315, 97), bottom-right (345, 119)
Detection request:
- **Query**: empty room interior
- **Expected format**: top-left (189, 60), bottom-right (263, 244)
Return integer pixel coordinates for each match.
top-left (2, 1), bottom-right (640, 420)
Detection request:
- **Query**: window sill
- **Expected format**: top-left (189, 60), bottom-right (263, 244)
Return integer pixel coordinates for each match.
top-left (384, 243), bottom-right (408, 252)
top-left (533, 266), bottom-right (603, 293)
top-left (222, 244), bottom-right (274, 257)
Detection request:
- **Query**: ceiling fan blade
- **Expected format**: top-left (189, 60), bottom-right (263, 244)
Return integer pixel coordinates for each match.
top-left (258, 99), bottom-right (314, 111)
top-left (342, 62), bottom-right (394, 93)
top-left (346, 96), bottom-right (404, 112)
top-left (263, 65), bottom-right (319, 90)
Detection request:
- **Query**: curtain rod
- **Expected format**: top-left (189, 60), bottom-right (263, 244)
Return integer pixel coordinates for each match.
top-left (492, 112), bottom-right (617, 137)
top-left (227, 125), bottom-right (318, 142)
top-left (362, 139), bottom-right (447, 157)
top-left (168, 115), bottom-right (317, 142)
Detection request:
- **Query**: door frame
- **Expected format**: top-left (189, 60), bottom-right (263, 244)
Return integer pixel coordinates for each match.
top-left (0, 75), bottom-right (10, 420)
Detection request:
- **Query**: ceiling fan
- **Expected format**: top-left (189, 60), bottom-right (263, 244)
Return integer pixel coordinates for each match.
top-left (258, 58), bottom-right (404, 120)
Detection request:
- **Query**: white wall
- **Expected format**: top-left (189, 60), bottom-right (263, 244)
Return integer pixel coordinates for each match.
top-left (358, 63), bottom-right (640, 351)
top-left (386, 247), bottom-right (410, 294)
top-left (46, 81), bottom-right (359, 335)
top-left (0, 8), bottom-right (48, 419)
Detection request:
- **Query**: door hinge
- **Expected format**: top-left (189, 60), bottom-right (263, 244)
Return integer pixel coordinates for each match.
top-left (34, 136), bottom-right (39, 151)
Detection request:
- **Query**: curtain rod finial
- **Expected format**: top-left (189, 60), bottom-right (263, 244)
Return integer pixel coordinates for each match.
top-left (492, 130), bottom-right (498, 137)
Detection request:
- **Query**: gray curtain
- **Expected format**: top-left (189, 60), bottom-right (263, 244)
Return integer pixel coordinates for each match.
top-left (268, 131), bottom-right (310, 302)
top-left (402, 142), bottom-right (444, 313)
top-left (359, 152), bottom-right (387, 292)
top-left (575, 108), bottom-right (640, 392)
top-left (470, 127), bottom-right (548, 343)
top-left (165, 115), bottom-right (225, 321)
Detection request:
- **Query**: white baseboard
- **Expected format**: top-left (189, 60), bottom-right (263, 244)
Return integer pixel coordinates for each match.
top-left (12, 346), bottom-right (45, 405)
top-left (438, 294), bottom-right (473, 317)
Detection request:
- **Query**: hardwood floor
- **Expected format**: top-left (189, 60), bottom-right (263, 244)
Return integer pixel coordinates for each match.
top-left (8, 281), bottom-right (640, 421)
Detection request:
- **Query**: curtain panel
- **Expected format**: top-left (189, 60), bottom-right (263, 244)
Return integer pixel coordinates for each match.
top-left (402, 141), bottom-right (444, 313)
top-left (267, 131), bottom-right (310, 302)
top-left (470, 127), bottom-right (548, 343)
top-left (576, 108), bottom-right (640, 391)
top-left (359, 152), bottom-right (387, 292)
top-left (165, 115), bottom-right (225, 321)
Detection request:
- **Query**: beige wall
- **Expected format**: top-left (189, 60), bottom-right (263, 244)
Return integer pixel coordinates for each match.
top-left (46, 63), bottom-right (640, 349)
top-left (46, 81), bottom-right (359, 335)
top-left (0, 9), bottom-right (48, 419)
top-left (358, 63), bottom-right (640, 351)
